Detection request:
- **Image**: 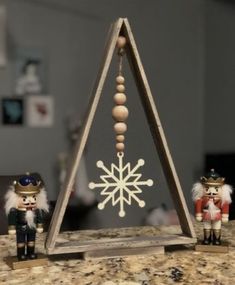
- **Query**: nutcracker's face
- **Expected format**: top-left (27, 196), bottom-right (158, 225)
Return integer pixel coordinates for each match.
top-left (203, 185), bottom-right (222, 198)
top-left (17, 194), bottom-right (37, 209)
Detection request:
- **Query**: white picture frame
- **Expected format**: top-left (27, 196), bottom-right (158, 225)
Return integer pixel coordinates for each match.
top-left (26, 95), bottom-right (54, 127)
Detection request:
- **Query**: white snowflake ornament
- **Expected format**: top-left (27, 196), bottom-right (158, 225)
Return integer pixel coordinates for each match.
top-left (89, 37), bottom-right (154, 217)
top-left (89, 152), bottom-right (153, 217)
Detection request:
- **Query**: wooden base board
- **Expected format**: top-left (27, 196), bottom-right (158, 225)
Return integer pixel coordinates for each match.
top-left (4, 254), bottom-right (48, 270)
top-left (195, 242), bottom-right (229, 253)
top-left (47, 234), bottom-right (197, 255)
top-left (84, 246), bottom-right (164, 260)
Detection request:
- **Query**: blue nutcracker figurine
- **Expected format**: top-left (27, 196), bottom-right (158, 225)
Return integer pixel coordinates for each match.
top-left (4, 174), bottom-right (49, 261)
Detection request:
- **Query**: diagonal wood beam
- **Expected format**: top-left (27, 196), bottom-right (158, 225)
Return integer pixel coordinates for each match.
top-left (45, 18), bottom-right (125, 250)
top-left (122, 18), bottom-right (195, 238)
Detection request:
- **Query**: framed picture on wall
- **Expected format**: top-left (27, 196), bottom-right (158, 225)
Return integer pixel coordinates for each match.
top-left (14, 48), bottom-right (48, 96)
top-left (2, 98), bottom-right (24, 125)
top-left (26, 95), bottom-right (54, 127)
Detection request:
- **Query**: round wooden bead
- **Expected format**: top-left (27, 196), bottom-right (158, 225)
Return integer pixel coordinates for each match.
top-left (116, 76), bottom-right (125, 84)
top-left (114, 93), bottom-right (126, 105)
top-left (116, 84), bottom-right (125, 93)
top-left (116, 135), bottom-right (125, 142)
top-left (114, 122), bottom-right (127, 134)
top-left (116, 36), bottom-right (127, 48)
top-left (112, 106), bottom-right (129, 122)
top-left (116, 143), bottom-right (125, 152)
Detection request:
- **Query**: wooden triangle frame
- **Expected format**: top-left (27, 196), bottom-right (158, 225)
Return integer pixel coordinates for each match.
top-left (45, 18), bottom-right (196, 255)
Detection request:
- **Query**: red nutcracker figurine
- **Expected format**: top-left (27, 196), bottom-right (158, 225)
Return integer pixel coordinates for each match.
top-left (4, 174), bottom-right (49, 261)
top-left (192, 169), bottom-right (232, 245)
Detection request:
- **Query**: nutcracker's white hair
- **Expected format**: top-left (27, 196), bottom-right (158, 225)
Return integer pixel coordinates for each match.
top-left (36, 187), bottom-right (49, 212)
top-left (221, 184), bottom-right (233, 205)
top-left (4, 186), bottom-right (49, 215)
top-left (192, 182), bottom-right (233, 205)
top-left (192, 182), bottom-right (204, 201)
top-left (4, 186), bottom-right (18, 215)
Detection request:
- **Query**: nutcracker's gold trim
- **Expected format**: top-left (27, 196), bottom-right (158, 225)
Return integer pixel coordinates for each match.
top-left (14, 181), bottom-right (41, 195)
top-left (8, 225), bottom-right (16, 230)
top-left (17, 243), bottom-right (25, 248)
top-left (27, 241), bottom-right (35, 247)
top-left (200, 177), bottom-right (225, 187)
top-left (37, 223), bottom-right (43, 228)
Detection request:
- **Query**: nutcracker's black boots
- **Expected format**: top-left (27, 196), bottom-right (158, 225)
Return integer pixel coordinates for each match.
top-left (17, 243), bottom-right (27, 261)
top-left (27, 242), bottom-right (37, 259)
top-left (202, 229), bottom-right (211, 245)
top-left (213, 229), bottom-right (221, 245)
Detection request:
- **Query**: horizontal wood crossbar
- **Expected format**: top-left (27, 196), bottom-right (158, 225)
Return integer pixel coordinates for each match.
top-left (47, 234), bottom-right (196, 255)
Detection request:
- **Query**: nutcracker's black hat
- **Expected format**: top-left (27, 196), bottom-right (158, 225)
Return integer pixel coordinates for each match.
top-left (200, 169), bottom-right (225, 187)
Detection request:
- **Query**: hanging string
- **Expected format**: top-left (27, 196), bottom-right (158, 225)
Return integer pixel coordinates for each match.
top-left (118, 48), bottom-right (124, 76)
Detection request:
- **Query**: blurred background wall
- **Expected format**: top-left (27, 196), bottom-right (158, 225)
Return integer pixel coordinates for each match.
top-left (205, 0), bottom-right (235, 153)
top-left (0, 0), bottom-right (233, 228)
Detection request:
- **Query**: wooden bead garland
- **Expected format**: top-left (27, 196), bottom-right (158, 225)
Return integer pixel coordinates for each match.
top-left (116, 36), bottom-right (127, 49)
top-left (114, 93), bottom-right (126, 105)
top-left (116, 84), bottom-right (125, 93)
top-left (114, 122), bottom-right (127, 134)
top-left (112, 106), bottom-right (129, 122)
top-left (116, 75), bottom-right (125, 84)
top-left (116, 135), bottom-right (125, 142)
top-left (113, 36), bottom-right (129, 153)
top-left (116, 142), bottom-right (125, 152)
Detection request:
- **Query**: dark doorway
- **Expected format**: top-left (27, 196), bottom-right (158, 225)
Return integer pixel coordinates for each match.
top-left (205, 153), bottom-right (235, 220)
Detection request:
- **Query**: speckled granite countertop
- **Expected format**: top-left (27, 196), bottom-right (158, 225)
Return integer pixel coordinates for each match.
top-left (0, 221), bottom-right (234, 285)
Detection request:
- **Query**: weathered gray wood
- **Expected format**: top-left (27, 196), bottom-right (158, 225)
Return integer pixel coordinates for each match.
top-left (84, 246), bottom-right (165, 259)
top-left (45, 18), bottom-right (124, 251)
top-left (47, 235), bottom-right (196, 255)
top-left (122, 18), bottom-right (196, 239)
top-left (45, 17), bottom-right (196, 255)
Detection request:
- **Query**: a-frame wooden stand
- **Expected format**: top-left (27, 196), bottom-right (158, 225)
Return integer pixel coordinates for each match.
top-left (45, 18), bottom-right (196, 255)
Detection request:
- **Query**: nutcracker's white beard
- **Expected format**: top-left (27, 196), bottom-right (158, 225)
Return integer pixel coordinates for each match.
top-left (207, 199), bottom-right (219, 220)
top-left (25, 210), bottom-right (36, 229)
